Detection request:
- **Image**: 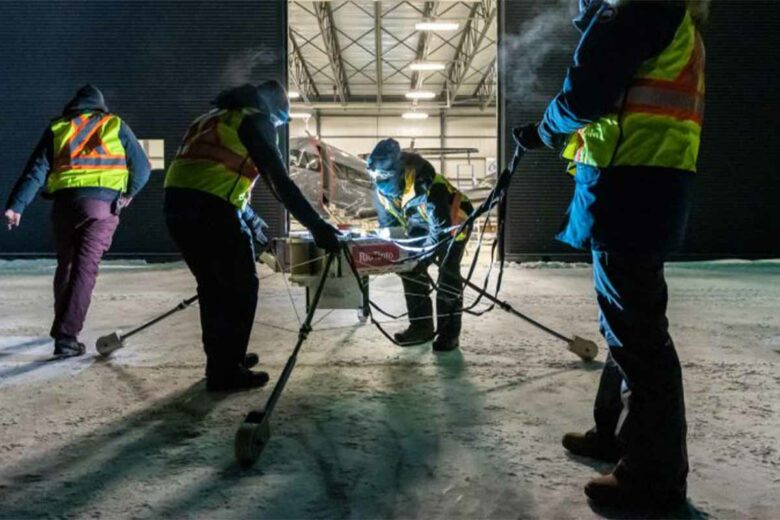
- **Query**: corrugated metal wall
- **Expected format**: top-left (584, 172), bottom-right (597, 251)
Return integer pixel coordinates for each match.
top-left (0, 0), bottom-right (287, 257)
top-left (500, 1), bottom-right (780, 260)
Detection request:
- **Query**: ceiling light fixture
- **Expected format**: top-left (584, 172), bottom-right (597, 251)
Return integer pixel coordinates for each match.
top-left (402, 111), bottom-right (429, 120)
top-left (409, 62), bottom-right (446, 71)
top-left (289, 112), bottom-right (312, 119)
top-left (405, 90), bottom-right (437, 100)
top-left (415, 21), bottom-right (460, 31)
top-left (288, 91), bottom-right (301, 99)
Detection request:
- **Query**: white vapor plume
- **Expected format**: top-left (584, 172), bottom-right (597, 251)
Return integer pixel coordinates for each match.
top-left (500, 0), bottom-right (578, 103)
top-left (221, 47), bottom-right (281, 88)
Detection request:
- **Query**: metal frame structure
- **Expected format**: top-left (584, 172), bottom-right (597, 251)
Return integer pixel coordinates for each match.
top-left (289, 31), bottom-right (320, 104)
top-left (312, 2), bottom-right (352, 105)
top-left (288, 0), bottom-right (497, 108)
top-left (444, 0), bottom-right (497, 105)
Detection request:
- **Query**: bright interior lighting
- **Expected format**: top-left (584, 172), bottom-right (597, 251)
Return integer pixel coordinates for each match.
top-left (289, 112), bottom-right (311, 119)
top-left (405, 91), bottom-right (437, 100)
top-left (402, 112), bottom-right (429, 120)
top-left (415, 21), bottom-right (460, 31)
top-left (409, 62), bottom-right (446, 71)
top-left (288, 91), bottom-right (301, 99)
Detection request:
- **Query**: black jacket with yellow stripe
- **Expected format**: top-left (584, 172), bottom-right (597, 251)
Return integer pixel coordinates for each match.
top-left (373, 152), bottom-right (473, 246)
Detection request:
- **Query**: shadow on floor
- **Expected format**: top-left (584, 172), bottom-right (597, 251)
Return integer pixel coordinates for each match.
top-left (0, 337), bottom-right (52, 357)
top-left (590, 498), bottom-right (710, 519)
top-left (146, 345), bottom-right (534, 518)
top-left (0, 380), bottom-right (226, 517)
top-left (1, 335), bottom-right (596, 518)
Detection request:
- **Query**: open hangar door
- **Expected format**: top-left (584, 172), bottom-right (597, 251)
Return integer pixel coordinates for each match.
top-left (0, 1), bottom-right (287, 258)
top-left (286, 1), bottom-right (498, 229)
top-left (499, 0), bottom-right (780, 261)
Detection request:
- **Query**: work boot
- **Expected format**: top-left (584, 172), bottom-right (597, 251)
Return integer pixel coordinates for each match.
top-left (243, 353), bottom-right (259, 369)
top-left (562, 430), bottom-right (622, 463)
top-left (584, 473), bottom-right (686, 510)
top-left (53, 337), bottom-right (86, 358)
top-left (207, 367), bottom-right (270, 392)
top-left (432, 335), bottom-right (459, 352)
top-left (394, 320), bottom-right (434, 346)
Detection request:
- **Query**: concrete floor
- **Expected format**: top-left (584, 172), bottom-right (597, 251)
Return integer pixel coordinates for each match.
top-left (0, 259), bottom-right (778, 519)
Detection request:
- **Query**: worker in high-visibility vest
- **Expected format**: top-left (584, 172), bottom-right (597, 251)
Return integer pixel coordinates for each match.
top-left (368, 138), bottom-right (473, 352)
top-left (164, 81), bottom-right (340, 392)
top-left (512, 0), bottom-right (707, 509)
top-left (3, 84), bottom-right (151, 358)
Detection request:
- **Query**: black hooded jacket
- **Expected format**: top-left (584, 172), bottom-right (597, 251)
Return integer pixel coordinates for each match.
top-left (164, 84), bottom-right (328, 233)
top-left (4, 85), bottom-right (151, 213)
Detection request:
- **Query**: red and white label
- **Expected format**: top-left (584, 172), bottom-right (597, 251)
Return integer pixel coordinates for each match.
top-left (350, 243), bottom-right (400, 267)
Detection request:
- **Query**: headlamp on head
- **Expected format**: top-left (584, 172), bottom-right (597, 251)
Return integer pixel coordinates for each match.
top-left (257, 80), bottom-right (291, 128)
top-left (367, 138), bottom-right (402, 183)
top-left (270, 108), bottom-right (290, 128)
top-left (368, 168), bottom-right (396, 182)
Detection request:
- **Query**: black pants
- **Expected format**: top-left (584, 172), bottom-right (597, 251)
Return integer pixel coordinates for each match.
top-left (165, 206), bottom-right (258, 379)
top-left (401, 238), bottom-right (467, 340)
top-left (592, 251), bottom-right (688, 498)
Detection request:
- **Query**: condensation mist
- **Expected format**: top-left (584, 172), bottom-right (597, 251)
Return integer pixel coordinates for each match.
top-left (221, 47), bottom-right (281, 88)
top-left (500, 0), bottom-right (578, 103)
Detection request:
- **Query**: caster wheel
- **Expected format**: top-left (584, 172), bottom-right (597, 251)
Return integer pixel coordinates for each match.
top-left (96, 332), bottom-right (124, 357)
top-left (234, 417), bottom-right (271, 467)
top-left (568, 336), bottom-right (599, 362)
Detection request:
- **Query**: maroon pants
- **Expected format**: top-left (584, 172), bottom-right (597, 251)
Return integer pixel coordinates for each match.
top-left (50, 198), bottom-right (119, 340)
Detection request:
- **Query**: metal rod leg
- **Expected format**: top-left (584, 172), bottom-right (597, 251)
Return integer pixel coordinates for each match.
top-left (235, 252), bottom-right (337, 467)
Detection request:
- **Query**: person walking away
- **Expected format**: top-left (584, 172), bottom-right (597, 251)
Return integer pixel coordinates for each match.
top-left (4, 84), bottom-right (151, 357)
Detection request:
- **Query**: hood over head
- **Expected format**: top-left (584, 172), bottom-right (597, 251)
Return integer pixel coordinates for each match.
top-left (367, 138), bottom-right (402, 175)
top-left (212, 80), bottom-right (290, 126)
top-left (575, 1), bottom-right (706, 31)
top-left (367, 138), bottom-right (403, 198)
top-left (62, 84), bottom-right (108, 116)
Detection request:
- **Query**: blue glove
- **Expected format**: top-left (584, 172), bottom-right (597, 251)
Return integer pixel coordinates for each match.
top-left (242, 209), bottom-right (270, 249)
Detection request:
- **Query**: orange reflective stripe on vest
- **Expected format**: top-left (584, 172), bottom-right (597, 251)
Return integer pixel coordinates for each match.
top-left (450, 193), bottom-right (464, 231)
top-left (53, 113), bottom-right (128, 172)
top-left (177, 115), bottom-right (259, 181)
top-left (619, 33), bottom-right (705, 125)
top-left (165, 108), bottom-right (262, 209)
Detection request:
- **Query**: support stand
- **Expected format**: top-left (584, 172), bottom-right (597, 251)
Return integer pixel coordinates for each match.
top-left (234, 252), bottom-right (337, 467)
top-left (457, 273), bottom-right (598, 361)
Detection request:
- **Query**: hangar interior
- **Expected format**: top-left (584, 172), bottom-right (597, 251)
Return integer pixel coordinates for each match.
top-left (287, 0), bottom-right (497, 225)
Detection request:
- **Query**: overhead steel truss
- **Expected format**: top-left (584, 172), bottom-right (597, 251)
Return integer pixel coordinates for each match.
top-left (375, 1), bottom-right (383, 104)
top-left (443, 0), bottom-right (496, 104)
top-left (410, 1), bottom-right (439, 91)
top-left (289, 0), bottom-right (496, 107)
top-left (288, 31), bottom-right (320, 104)
top-left (313, 1), bottom-right (351, 105)
top-left (473, 56), bottom-right (496, 110)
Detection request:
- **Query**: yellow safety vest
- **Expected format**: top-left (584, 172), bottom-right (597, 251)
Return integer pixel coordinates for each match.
top-left (562, 10), bottom-right (705, 173)
top-left (165, 108), bottom-right (262, 210)
top-left (378, 168), bottom-right (472, 241)
top-left (47, 112), bottom-right (129, 193)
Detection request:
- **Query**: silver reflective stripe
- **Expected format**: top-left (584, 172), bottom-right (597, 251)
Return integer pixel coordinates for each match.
top-left (622, 85), bottom-right (704, 119)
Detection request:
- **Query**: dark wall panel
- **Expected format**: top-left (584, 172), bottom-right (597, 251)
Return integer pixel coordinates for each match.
top-left (500, 1), bottom-right (780, 260)
top-left (0, 0), bottom-right (287, 257)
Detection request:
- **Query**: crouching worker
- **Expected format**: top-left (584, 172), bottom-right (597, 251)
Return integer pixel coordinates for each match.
top-left (367, 139), bottom-right (473, 352)
top-left (164, 81), bottom-right (341, 392)
top-left (3, 84), bottom-right (150, 357)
